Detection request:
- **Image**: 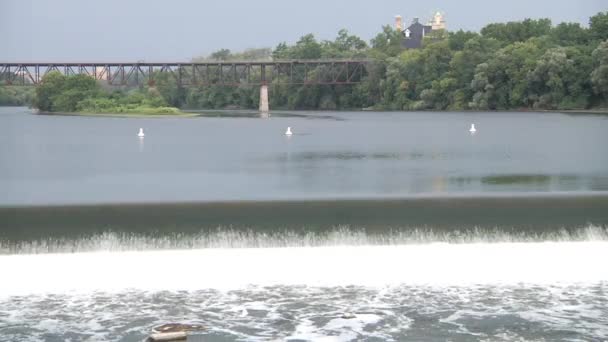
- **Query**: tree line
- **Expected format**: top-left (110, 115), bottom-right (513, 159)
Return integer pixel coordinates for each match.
top-left (31, 72), bottom-right (179, 114)
top-left (8, 11), bottom-right (608, 112)
top-left (165, 11), bottom-right (608, 111)
top-left (0, 86), bottom-right (34, 106)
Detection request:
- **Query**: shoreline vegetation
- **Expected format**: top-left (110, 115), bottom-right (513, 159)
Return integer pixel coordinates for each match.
top-left (0, 11), bottom-right (606, 115)
top-left (56, 109), bottom-right (608, 119)
top-left (36, 111), bottom-right (199, 118)
top-left (4, 106), bottom-right (608, 118)
top-left (29, 72), bottom-right (184, 115)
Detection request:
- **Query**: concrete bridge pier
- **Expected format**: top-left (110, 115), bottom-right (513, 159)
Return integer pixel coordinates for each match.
top-left (259, 84), bottom-right (269, 114)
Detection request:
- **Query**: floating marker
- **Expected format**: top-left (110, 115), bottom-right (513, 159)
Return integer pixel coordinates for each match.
top-left (138, 128), bottom-right (145, 137)
top-left (285, 127), bottom-right (293, 136)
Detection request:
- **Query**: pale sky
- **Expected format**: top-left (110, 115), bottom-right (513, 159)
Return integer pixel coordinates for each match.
top-left (0, 0), bottom-right (604, 61)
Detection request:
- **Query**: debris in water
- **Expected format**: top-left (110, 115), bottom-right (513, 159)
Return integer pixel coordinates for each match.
top-left (147, 323), bottom-right (205, 341)
top-left (153, 323), bottom-right (205, 333)
top-left (341, 312), bottom-right (356, 319)
top-left (146, 332), bottom-right (187, 342)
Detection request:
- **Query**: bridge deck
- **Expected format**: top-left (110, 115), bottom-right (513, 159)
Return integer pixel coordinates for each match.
top-left (0, 60), bottom-right (370, 86)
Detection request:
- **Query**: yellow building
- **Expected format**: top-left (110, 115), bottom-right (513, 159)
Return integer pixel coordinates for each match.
top-left (429, 12), bottom-right (446, 30)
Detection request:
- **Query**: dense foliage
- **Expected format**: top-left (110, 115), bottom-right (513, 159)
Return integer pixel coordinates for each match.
top-left (167, 11), bottom-right (608, 111)
top-left (32, 72), bottom-right (179, 114)
top-left (23, 11), bottom-right (608, 113)
top-left (0, 86), bottom-right (35, 106)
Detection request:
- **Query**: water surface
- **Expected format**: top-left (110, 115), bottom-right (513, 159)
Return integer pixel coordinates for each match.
top-left (2, 107), bottom-right (608, 341)
top-left (2, 107), bottom-right (608, 205)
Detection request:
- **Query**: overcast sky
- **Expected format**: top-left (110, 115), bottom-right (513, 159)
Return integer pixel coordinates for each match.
top-left (0, 0), bottom-right (604, 61)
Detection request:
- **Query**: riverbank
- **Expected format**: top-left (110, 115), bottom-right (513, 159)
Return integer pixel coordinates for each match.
top-left (11, 106), bottom-right (608, 118)
top-left (37, 111), bottom-right (199, 118)
top-left (189, 107), bottom-right (608, 115)
top-left (557, 108), bottom-right (608, 115)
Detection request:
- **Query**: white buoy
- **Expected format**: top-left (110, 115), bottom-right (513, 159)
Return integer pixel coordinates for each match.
top-left (285, 127), bottom-right (293, 136)
top-left (469, 124), bottom-right (476, 133)
top-left (138, 128), bottom-right (145, 137)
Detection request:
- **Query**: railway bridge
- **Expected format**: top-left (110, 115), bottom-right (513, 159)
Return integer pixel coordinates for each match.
top-left (0, 60), bottom-right (370, 112)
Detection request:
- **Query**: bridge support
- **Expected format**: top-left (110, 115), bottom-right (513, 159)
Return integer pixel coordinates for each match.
top-left (259, 84), bottom-right (269, 113)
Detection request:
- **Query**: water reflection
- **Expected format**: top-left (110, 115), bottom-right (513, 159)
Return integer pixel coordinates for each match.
top-left (138, 136), bottom-right (144, 152)
top-left (270, 150), bottom-right (516, 163)
top-left (447, 174), bottom-right (608, 192)
top-left (268, 146), bottom-right (608, 195)
top-left (275, 151), bottom-right (403, 162)
top-left (432, 175), bottom-right (446, 192)
top-left (190, 110), bottom-right (343, 120)
top-left (482, 174), bottom-right (552, 185)
top-left (2, 196), bottom-right (607, 243)
top-left (2, 107), bottom-right (608, 205)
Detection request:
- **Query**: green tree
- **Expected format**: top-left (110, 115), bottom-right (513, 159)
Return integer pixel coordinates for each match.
top-left (471, 39), bottom-right (544, 109)
top-left (30, 11), bottom-right (608, 112)
top-left (32, 72), bottom-right (66, 111)
top-left (153, 72), bottom-right (186, 107)
top-left (209, 49), bottom-right (232, 61)
top-left (272, 42), bottom-right (291, 59)
top-left (32, 72), bottom-right (177, 114)
top-left (323, 29), bottom-right (368, 58)
top-left (52, 74), bottom-right (99, 112)
top-left (235, 48), bottom-right (272, 61)
top-left (354, 60), bottom-right (386, 108)
top-left (590, 12), bottom-right (608, 41)
top-left (550, 22), bottom-right (590, 46)
top-left (449, 37), bottom-right (500, 108)
top-left (0, 86), bottom-right (35, 106)
top-left (470, 63), bottom-right (493, 109)
top-left (370, 25), bottom-right (404, 58)
top-left (448, 30), bottom-right (479, 51)
top-left (291, 34), bottom-right (323, 59)
top-left (591, 41), bottom-right (608, 101)
top-left (481, 18), bottom-right (552, 45)
top-left (422, 77), bottom-right (458, 109)
top-left (528, 47), bottom-right (592, 109)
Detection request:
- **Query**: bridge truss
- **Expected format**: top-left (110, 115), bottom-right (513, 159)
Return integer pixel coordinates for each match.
top-left (0, 60), bottom-right (370, 87)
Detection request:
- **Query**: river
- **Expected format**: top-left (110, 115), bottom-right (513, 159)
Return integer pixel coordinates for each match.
top-left (1, 108), bottom-right (608, 204)
top-left (1, 107), bottom-right (607, 341)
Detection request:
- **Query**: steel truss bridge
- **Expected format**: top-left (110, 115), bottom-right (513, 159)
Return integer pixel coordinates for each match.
top-left (0, 60), bottom-right (370, 87)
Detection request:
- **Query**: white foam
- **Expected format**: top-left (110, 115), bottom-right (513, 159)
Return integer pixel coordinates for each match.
top-left (3, 225), bottom-right (607, 254)
top-left (2, 241), bottom-right (608, 297)
top-left (1, 283), bottom-right (607, 341)
top-left (288, 313), bottom-right (389, 341)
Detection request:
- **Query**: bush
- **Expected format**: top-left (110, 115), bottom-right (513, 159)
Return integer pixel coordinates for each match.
top-left (0, 86), bottom-right (35, 106)
top-left (32, 73), bottom-right (180, 115)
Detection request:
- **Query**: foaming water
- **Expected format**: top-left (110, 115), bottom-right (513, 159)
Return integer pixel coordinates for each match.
top-left (3, 226), bottom-right (608, 341)
top-left (2, 239), bottom-right (608, 296)
top-left (2, 284), bottom-right (607, 341)
top-left (2, 225), bottom-right (608, 254)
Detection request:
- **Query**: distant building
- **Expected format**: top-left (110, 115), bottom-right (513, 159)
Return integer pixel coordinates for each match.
top-left (394, 15), bottom-right (403, 31)
top-left (394, 12), bottom-right (446, 49)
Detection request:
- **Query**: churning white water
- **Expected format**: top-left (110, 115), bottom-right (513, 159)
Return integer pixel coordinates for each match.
top-left (3, 227), bottom-right (608, 341)
top-left (2, 240), bottom-right (608, 297)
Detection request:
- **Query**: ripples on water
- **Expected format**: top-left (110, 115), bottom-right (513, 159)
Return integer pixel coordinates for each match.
top-left (2, 284), bottom-right (607, 342)
top-left (2, 108), bottom-right (608, 340)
